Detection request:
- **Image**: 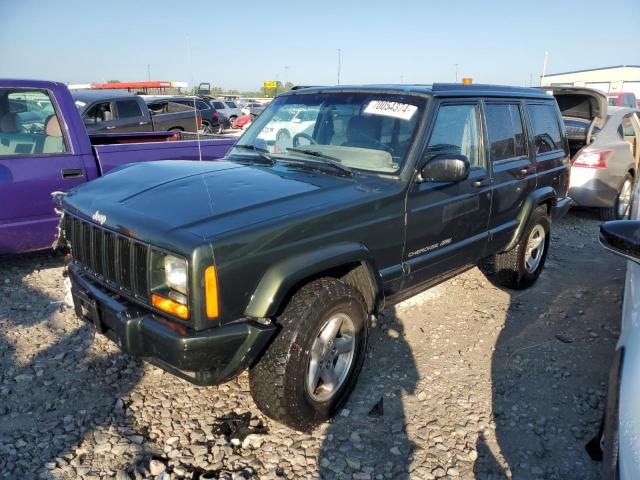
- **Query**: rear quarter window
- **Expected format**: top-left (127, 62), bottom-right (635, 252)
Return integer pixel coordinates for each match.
top-left (484, 103), bottom-right (527, 162)
top-left (527, 103), bottom-right (563, 155)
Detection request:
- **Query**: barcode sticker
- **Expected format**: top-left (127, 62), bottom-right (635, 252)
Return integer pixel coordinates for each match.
top-left (364, 100), bottom-right (418, 120)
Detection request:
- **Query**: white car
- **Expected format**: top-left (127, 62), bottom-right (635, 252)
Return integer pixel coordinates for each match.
top-left (209, 99), bottom-right (241, 125)
top-left (257, 108), bottom-right (319, 148)
top-left (599, 192), bottom-right (640, 479)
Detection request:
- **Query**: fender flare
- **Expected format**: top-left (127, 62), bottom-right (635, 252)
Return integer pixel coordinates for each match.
top-left (244, 242), bottom-right (380, 319)
top-left (504, 187), bottom-right (557, 252)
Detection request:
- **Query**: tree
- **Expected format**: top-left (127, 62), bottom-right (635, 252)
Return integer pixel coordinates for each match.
top-left (107, 80), bottom-right (120, 83)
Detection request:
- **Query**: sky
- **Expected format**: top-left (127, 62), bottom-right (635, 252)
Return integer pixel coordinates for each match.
top-left (2, 0), bottom-right (639, 91)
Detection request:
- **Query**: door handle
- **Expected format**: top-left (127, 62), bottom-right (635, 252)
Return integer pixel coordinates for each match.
top-left (519, 166), bottom-right (534, 174)
top-left (139, 121), bottom-right (149, 125)
top-left (61, 168), bottom-right (84, 179)
top-left (472, 177), bottom-right (491, 188)
top-left (106, 125), bottom-right (116, 130)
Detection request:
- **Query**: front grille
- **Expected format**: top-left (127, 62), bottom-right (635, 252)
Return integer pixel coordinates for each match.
top-left (64, 214), bottom-right (150, 303)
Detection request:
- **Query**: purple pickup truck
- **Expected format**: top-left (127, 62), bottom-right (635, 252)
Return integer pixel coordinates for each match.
top-left (0, 79), bottom-right (235, 254)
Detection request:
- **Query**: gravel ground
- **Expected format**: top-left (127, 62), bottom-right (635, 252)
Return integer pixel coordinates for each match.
top-left (0, 210), bottom-right (624, 480)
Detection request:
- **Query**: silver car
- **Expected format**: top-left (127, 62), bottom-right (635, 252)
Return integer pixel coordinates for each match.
top-left (545, 87), bottom-right (640, 219)
top-left (599, 198), bottom-right (640, 479)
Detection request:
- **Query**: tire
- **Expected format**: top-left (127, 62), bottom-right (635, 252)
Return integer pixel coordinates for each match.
top-left (484, 205), bottom-right (551, 290)
top-left (212, 123), bottom-right (222, 134)
top-left (600, 173), bottom-right (634, 220)
top-left (201, 122), bottom-right (213, 134)
top-left (249, 278), bottom-right (368, 431)
top-left (168, 127), bottom-right (183, 132)
top-left (230, 115), bottom-right (237, 128)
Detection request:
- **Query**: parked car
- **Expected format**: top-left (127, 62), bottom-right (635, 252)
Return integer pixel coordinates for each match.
top-left (608, 92), bottom-right (638, 108)
top-left (72, 90), bottom-right (201, 134)
top-left (240, 102), bottom-right (266, 117)
top-left (148, 96), bottom-right (222, 134)
top-left (207, 99), bottom-right (241, 127)
top-left (234, 114), bottom-right (252, 129)
top-left (599, 212), bottom-right (640, 479)
top-left (60, 83), bottom-right (571, 431)
top-left (0, 79), bottom-right (235, 254)
top-left (257, 106), bottom-right (319, 148)
top-left (544, 86), bottom-right (640, 219)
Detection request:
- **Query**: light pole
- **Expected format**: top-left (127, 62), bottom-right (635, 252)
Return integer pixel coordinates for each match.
top-left (146, 64), bottom-right (150, 81)
top-left (455, 64), bottom-right (458, 82)
top-left (284, 65), bottom-right (289, 86)
top-left (337, 48), bottom-right (341, 85)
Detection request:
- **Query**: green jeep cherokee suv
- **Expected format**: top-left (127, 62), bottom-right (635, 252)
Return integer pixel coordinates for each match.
top-left (60, 84), bottom-right (571, 431)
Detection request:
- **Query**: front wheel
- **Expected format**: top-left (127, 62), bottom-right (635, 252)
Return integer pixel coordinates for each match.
top-left (601, 173), bottom-right (634, 220)
top-left (483, 206), bottom-right (551, 290)
top-left (249, 278), bottom-right (368, 431)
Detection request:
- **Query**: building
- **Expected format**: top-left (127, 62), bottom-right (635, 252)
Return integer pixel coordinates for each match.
top-left (540, 65), bottom-right (640, 97)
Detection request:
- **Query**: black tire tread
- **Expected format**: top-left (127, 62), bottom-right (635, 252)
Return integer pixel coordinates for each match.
top-left (486, 205), bottom-right (549, 290)
top-left (249, 277), bottom-right (366, 431)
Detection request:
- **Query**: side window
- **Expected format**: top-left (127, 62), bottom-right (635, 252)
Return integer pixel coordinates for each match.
top-left (225, 102), bottom-right (237, 108)
top-left (425, 103), bottom-right (482, 168)
top-left (84, 102), bottom-right (114, 123)
top-left (484, 103), bottom-right (527, 162)
top-left (527, 103), bottom-right (563, 155)
top-left (0, 88), bottom-right (67, 156)
top-left (196, 101), bottom-right (209, 110)
top-left (116, 100), bottom-right (143, 119)
top-left (212, 102), bottom-right (225, 109)
top-left (622, 114), bottom-right (636, 137)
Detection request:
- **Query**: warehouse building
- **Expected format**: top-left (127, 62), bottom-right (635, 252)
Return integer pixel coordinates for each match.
top-left (540, 65), bottom-right (640, 97)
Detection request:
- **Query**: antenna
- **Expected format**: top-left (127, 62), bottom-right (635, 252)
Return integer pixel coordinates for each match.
top-left (185, 35), bottom-right (202, 162)
top-left (541, 51), bottom-right (549, 86)
top-left (337, 49), bottom-right (341, 85)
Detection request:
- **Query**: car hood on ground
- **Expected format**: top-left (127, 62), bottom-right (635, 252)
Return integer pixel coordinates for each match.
top-left (541, 86), bottom-right (608, 128)
top-left (61, 159), bottom-right (382, 245)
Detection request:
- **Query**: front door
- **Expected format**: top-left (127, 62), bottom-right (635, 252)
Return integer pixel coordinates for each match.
top-left (114, 99), bottom-right (152, 132)
top-left (0, 88), bottom-right (86, 253)
top-left (403, 100), bottom-right (492, 291)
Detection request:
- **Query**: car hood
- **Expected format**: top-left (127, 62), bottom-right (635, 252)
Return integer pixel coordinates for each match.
top-left (62, 159), bottom-right (382, 245)
top-left (541, 86), bottom-right (608, 128)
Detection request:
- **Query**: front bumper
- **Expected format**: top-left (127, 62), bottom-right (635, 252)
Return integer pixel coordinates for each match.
top-left (68, 265), bottom-right (277, 385)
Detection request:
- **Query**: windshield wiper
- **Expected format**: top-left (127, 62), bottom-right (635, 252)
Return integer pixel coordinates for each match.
top-left (285, 148), bottom-right (353, 176)
top-left (234, 144), bottom-right (276, 165)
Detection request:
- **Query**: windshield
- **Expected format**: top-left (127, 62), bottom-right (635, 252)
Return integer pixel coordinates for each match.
top-left (233, 91), bottom-right (426, 173)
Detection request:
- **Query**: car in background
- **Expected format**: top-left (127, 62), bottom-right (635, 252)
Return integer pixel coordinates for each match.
top-left (207, 99), bottom-right (241, 127)
top-left (257, 107), bottom-right (319, 149)
top-left (150, 96), bottom-right (222, 134)
top-left (599, 212), bottom-right (640, 479)
top-left (608, 92), bottom-right (638, 108)
top-left (234, 115), bottom-right (252, 130)
top-left (240, 102), bottom-right (266, 116)
top-left (72, 90), bottom-right (200, 133)
top-left (544, 86), bottom-right (640, 220)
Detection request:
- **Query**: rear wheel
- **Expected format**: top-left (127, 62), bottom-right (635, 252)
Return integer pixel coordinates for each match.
top-left (212, 123), bottom-right (223, 134)
top-left (249, 278), bottom-right (368, 431)
top-left (483, 206), bottom-right (550, 290)
top-left (229, 115), bottom-right (237, 128)
top-left (601, 173), bottom-right (634, 220)
top-left (201, 122), bottom-right (213, 134)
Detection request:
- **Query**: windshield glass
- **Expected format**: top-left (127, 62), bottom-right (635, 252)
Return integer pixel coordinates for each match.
top-left (234, 91), bottom-right (426, 173)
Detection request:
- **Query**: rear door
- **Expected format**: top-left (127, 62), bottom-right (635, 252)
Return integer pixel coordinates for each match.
top-left (484, 100), bottom-right (537, 253)
top-left (403, 99), bottom-right (492, 291)
top-left (114, 98), bottom-right (152, 132)
top-left (0, 88), bottom-right (87, 253)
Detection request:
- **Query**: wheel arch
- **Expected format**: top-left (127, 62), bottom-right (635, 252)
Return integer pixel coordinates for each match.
top-left (504, 187), bottom-right (556, 252)
top-left (244, 243), bottom-right (382, 319)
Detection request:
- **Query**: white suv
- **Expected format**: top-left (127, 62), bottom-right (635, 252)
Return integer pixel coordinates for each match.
top-left (209, 99), bottom-right (241, 126)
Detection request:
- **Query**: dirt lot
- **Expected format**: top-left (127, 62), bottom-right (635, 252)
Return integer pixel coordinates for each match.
top-left (0, 210), bottom-right (624, 480)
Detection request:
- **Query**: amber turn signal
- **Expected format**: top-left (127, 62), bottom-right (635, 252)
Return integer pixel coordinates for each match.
top-left (205, 266), bottom-right (219, 318)
top-left (151, 294), bottom-right (189, 320)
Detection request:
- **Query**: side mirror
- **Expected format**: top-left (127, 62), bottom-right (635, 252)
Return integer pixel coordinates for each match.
top-left (419, 154), bottom-right (470, 183)
top-left (600, 220), bottom-right (640, 263)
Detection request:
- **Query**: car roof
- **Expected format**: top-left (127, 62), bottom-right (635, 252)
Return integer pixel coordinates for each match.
top-left (70, 89), bottom-right (137, 102)
top-left (280, 83), bottom-right (552, 100)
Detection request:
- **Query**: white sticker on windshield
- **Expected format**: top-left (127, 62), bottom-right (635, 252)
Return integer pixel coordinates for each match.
top-left (364, 100), bottom-right (417, 120)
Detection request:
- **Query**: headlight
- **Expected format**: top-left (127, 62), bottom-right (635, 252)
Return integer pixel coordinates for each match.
top-left (164, 255), bottom-right (187, 295)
